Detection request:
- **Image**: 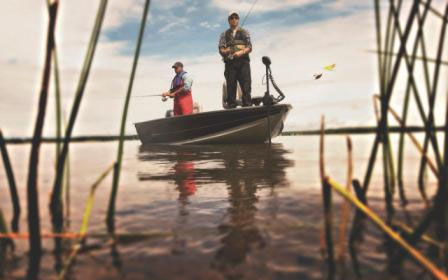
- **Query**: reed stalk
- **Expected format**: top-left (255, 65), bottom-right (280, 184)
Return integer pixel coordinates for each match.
top-left (326, 177), bottom-right (448, 280)
top-left (368, 50), bottom-right (448, 66)
top-left (438, 12), bottom-right (448, 259)
top-left (414, 5), bottom-right (434, 208)
top-left (25, 2), bottom-right (59, 278)
top-left (393, 222), bottom-right (444, 250)
top-left (46, 0), bottom-right (63, 161)
top-left (379, 2), bottom-right (395, 208)
top-left (63, 151), bottom-right (71, 229)
top-left (374, 95), bottom-right (438, 177)
top-left (61, 116), bottom-right (71, 229)
top-left (419, 0), bottom-right (447, 20)
top-left (388, 0), bottom-right (437, 198)
top-left (0, 207), bottom-right (13, 250)
top-left (417, 2), bottom-right (448, 172)
top-left (336, 136), bottom-right (353, 266)
top-left (319, 116), bottom-right (326, 257)
top-left (363, 0), bottom-right (420, 194)
top-left (319, 116), bottom-right (325, 182)
top-left (374, 0), bottom-right (385, 97)
top-left (50, 0), bottom-right (108, 233)
top-left (400, 4), bottom-right (448, 253)
top-left (106, 0), bottom-right (151, 233)
top-left (0, 130), bottom-right (20, 232)
top-left (319, 116), bottom-right (335, 278)
top-left (348, 179), bottom-right (366, 278)
top-left (59, 163), bottom-right (114, 280)
top-left (382, 0), bottom-right (394, 91)
top-left (396, 3), bottom-right (431, 206)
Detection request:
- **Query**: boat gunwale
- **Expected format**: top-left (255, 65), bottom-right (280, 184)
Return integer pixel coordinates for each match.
top-left (134, 103), bottom-right (293, 126)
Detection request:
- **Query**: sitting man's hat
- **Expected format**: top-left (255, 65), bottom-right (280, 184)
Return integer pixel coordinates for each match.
top-left (172, 61), bottom-right (183, 68)
top-left (228, 11), bottom-right (239, 19)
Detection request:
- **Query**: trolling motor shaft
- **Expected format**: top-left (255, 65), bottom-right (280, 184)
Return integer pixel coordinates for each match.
top-left (262, 56), bottom-right (285, 106)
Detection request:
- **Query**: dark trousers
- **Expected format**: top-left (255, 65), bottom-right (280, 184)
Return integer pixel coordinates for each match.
top-left (224, 59), bottom-right (252, 107)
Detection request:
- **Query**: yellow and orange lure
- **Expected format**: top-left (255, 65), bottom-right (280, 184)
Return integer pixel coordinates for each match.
top-left (323, 64), bottom-right (336, 71)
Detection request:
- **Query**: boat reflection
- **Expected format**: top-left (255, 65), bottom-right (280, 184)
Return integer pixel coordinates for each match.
top-left (137, 144), bottom-right (293, 275)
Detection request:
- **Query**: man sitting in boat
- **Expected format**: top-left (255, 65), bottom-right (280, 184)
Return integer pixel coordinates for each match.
top-left (162, 62), bottom-right (194, 116)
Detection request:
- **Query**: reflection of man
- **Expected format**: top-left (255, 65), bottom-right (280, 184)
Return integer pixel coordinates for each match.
top-left (175, 161), bottom-right (197, 198)
top-left (218, 12), bottom-right (252, 108)
top-left (162, 62), bottom-right (193, 116)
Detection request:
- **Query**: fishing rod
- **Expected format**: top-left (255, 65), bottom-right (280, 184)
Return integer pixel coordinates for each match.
top-left (241, 0), bottom-right (259, 27)
top-left (133, 94), bottom-right (170, 101)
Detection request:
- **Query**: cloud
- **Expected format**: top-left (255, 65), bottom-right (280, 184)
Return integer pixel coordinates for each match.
top-left (199, 21), bottom-right (220, 30)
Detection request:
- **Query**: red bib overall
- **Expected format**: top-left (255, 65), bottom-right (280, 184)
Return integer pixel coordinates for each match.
top-left (171, 72), bottom-right (193, 116)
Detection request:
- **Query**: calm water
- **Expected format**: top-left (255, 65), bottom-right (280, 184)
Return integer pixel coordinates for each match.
top-left (0, 136), bottom-right (439, 279)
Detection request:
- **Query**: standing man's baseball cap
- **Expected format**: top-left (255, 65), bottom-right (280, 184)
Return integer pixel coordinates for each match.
top-left (228, 11), bottom-right (239, 19)
top-left (172, 61), bottom-right (183, 68)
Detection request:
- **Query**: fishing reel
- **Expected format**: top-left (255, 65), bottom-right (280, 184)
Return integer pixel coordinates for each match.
top-left (162, 96), bottom-right (168, 102)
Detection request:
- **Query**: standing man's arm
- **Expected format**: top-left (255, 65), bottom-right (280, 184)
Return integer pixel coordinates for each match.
top-left (234, 30), bottom-right (252, 58)
top-left (219, 32), bottom-right (231, 57)
top-left (182, 73), bottom-right (193, 92)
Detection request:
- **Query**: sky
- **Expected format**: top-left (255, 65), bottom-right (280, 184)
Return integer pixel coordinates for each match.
top-left (0, 0), bottom-right (447, 137)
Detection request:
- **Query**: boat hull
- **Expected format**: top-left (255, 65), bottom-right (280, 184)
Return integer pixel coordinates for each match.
top-left (135, 104), bottom-right (292, 145)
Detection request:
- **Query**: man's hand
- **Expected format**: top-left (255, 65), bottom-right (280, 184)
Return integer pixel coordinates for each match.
top-left (220, 47), bottom-right (232, 56)
top-left (233, 49), bottom-right (245, 58)
top-left (162, 91), bottom-right (175, 98)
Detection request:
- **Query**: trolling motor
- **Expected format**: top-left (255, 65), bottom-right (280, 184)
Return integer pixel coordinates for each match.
top-left (261, 56), bottom-right (285, 106)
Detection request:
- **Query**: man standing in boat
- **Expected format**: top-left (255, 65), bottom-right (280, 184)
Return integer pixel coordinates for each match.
top-left (219, 11), bottom-right (253, 108)
top-left (162, 62), bottom-right (194, 116)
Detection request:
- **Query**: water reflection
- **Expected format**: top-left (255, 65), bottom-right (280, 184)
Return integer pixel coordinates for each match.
top-left (138, 144), bottom-right (294, 276)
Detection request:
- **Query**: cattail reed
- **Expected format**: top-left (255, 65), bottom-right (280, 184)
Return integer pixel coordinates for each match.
top-left (319, 116), bottom-right (336, 278)
top-left (337, 136), bottom-right (353, 268)
top-left (326, 178), bottom-right (448, 279)
top-left (106, 0), bottom-right (151, 233)
top-left (50, 0), bottom-right (108, 232)
top-left (26, 1), bottom-right (59, 278)
top-left (0, 130), bottom-right (20, 232)
top-left (59, 163), bottom-right (114, 279)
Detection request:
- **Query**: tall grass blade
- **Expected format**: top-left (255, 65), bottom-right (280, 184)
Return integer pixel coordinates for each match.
top-left (46, 0), bottom-right (63, 161)
top-left (26, 2), bottom-right (59, 278)
top-left (374, 95), bottom-right (438, 177)
top-left (326, 177), bottom-right (448, 280)
top-left (319, 116), bottom-right (335, 278)
top-left (50, 0), bottom-right (108, 232)
top-left (0, 130), bottom-right (20, 232)
top-left (336, 136), bottom-right (353, 270)
top-left (59, 163), bottom-right (114, 280)
top-left (27, 3), bottom-right (59, 278)
top-left (106, 0), bottom-right (151, 233)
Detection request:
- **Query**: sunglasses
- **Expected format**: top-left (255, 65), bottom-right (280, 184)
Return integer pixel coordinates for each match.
top-left (229, 16), bottom-right (239, 20)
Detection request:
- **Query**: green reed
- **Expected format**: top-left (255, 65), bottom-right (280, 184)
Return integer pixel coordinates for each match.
top-left (0, 130), bottom-right (20, 232)
top-left (319, 116), bottom-right (336, 278)
top-left (59, 163), bottom-right (114, 280)
top-left (106, 0), bottom-right (151, 233)
top-left (326, 177), bottom-right (448, 279)
top-left (336, 136), bottom-right (352, 267)
top-left (50, 0), bottom-right (108, 233)
top-left (320, 0), bottom-right (448, 277)
top-left (26, 1), bottom-right (59, 278)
